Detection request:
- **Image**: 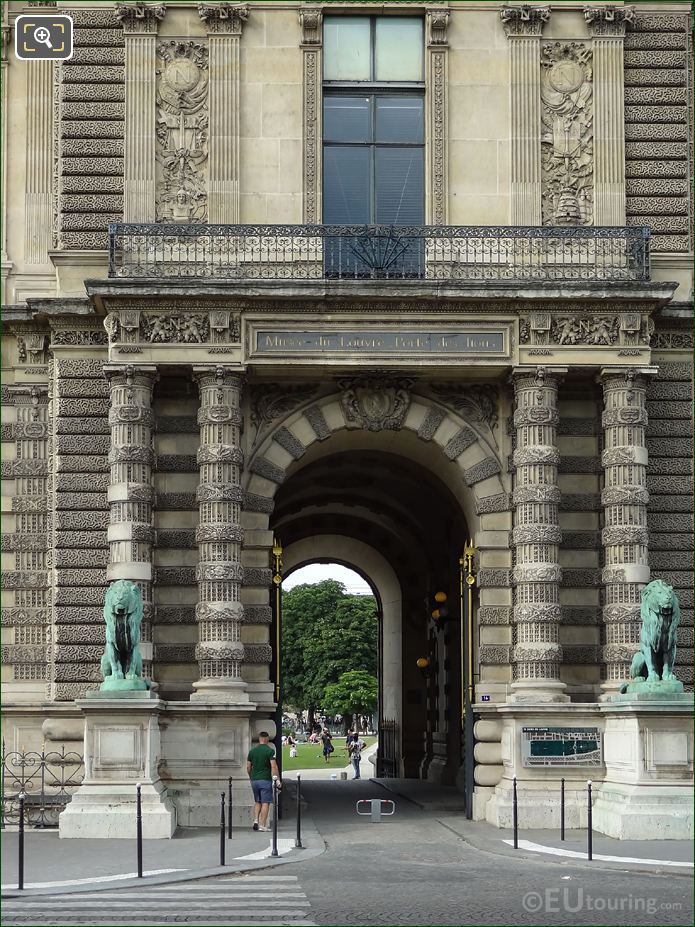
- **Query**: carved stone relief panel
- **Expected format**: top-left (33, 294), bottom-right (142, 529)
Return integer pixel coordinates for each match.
top-left (541, 42), bottom-right (594, 225)
top-left (156, 41), bottom-right (209, 222)
top-left (338, 376), bottom-right (413, 432)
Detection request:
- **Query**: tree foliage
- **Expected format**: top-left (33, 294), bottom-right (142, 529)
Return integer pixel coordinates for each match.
top-left (323, 670), bottom-right (379, 720)
top-left (281, 580), bottom-right (378, 716)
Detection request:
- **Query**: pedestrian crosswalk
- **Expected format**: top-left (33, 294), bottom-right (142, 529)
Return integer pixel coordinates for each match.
top-left (1, 874), bottom-right (317, 926)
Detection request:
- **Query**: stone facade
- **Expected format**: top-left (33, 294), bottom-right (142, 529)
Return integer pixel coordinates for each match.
top-left (1, 1), bottom-right (692, 819)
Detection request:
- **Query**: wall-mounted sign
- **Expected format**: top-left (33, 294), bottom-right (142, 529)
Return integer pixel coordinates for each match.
top-left (253, 329), bottom-right (507, 356)
top-left (521, 727), bottom-right (602, 768)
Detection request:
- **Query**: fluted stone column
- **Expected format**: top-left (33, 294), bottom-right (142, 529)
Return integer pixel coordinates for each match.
top-left (115, 2), bottom-right (166, 222)
top-left (192, 367), bottom-right (247, 702)
top-left (25, 60), bottom-right (53, 264)
top-left (500, 5), bottom-right (550, 225)
top-left (600, 370), bottom-right (651, 693)
top-left (584, 6), bottom-right (633, 225)
top-left (105, 365), bottom-right (157, 677)
top-left (511, 367), bottom-right (567, 702)
top-left (199, 4), bottom-right (248, 223)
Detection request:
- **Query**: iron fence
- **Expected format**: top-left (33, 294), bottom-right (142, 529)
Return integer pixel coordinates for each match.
top-left (109, 223), bottom-right (650, 283)
top-left (377, 719), bottom-right (399, 778)
top-left (1, 741), bottom-right (84, 828)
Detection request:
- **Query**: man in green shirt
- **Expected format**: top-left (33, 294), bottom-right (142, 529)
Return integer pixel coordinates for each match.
top-left (246, 731), bottom-right (281, 831)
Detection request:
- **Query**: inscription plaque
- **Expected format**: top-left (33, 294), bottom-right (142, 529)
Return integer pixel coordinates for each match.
top-left (254, 329), bottom-right (507, 355)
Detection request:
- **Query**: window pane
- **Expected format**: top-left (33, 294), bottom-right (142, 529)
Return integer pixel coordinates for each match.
top-left (375, 96), bottom-right (423, 144)
top-left (375, 18), bottom-right (423, 81)
top-left (323, 146), bottom-right (371, 223)
top-left (324, 17), bottom-right (371, 81)
top-left (323, 96), bottom-right (371, 143)
top-left (375, 147), bottom-right (424, 224)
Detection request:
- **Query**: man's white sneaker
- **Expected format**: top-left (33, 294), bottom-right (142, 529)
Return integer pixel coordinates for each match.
top-left (258, 824), bottom-right (272, 832)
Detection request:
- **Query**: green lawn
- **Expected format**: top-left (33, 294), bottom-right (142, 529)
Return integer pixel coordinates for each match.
top-left (281, 736), bottom-right (376, 771)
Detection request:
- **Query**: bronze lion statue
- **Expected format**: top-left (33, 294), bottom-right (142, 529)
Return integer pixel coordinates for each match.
top-left (619, 579), bottom-right (681, 693)
top-left (100, 580), bottom-right (147, 687)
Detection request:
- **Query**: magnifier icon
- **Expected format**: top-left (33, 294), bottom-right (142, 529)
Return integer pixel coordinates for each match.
top-left (34, 26), bottom-right (53, 49)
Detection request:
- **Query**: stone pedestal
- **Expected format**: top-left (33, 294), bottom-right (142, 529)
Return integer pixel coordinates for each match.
top-left (59, 698), bottom-right (176, 839)
top-left (593, 695), bottom-right (694, 840)
top-left (486, 702), bottom-right (603, 829)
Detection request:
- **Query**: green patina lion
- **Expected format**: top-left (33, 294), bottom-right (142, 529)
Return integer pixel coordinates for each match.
top-left (100, 580), bottom-right (148, 691)
top-left (619, 579), bottom-right (681, 693)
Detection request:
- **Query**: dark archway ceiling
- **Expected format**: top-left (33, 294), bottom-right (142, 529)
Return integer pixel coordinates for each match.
top-left (271, 450), bottom-right (468, 607)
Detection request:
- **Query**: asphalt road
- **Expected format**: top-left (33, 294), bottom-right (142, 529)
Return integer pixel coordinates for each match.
top-left (287, 780), bottom-right (692, 927)
top-left (2, 780), bottom-right (691, 927)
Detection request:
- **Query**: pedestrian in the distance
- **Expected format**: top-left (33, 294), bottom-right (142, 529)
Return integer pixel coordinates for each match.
top-left (246, 731), bottom-right (281, 831)
top-left (349, 735), bottom-right (366, 779)
top-left (321, 728), bottom-right (334, 763)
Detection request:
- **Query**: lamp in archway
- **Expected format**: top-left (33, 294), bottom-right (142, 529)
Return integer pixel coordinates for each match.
top-left (431, 591), bottom-right (449, 630)
top-left (416, 657), bottom-right (431, 679)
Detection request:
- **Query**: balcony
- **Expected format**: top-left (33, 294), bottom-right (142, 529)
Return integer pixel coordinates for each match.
top-left (108, 223), bottom-right (650, 283)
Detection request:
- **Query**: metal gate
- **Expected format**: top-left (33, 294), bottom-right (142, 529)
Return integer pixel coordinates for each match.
top-left (377, 719), bottom-right (399, 778)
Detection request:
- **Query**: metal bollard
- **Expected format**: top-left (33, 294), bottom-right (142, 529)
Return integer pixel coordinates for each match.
top-left (295, 773), bottom-right (303, 849)
top-left (18, 791), bottom-right (25, 891)
top-left (512, 775), bottom-right (518, 849)
top-left (228, 777), bottom-right (233, 841)
top-left (587, 780), bottom-right (593, 861)
top-left (135, 782), bottom-right (143, 879)
top-left (560, 778), bottom-right (565, 842)
top-left (219, 792), bottom-right (226, 866)
top-left (271, 776), bottom-right (279, 857)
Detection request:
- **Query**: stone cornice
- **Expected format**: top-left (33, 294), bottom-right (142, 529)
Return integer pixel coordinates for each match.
top-left (198, 3), bottom-right (249, 35)
top-left (500, 5), bottom-right (550, 37)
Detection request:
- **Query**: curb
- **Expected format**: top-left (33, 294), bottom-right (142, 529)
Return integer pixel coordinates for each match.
top-left (1, 810), bottom-right (325, 898)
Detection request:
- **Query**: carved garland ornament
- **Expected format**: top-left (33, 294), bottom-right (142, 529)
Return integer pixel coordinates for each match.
top-left (541, 42), bottom-right (593, 226)
top-left (156, 41), bottom-right (209, 223)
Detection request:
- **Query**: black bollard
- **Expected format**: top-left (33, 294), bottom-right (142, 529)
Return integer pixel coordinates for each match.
top-left (18, 791), bottom-right (25, 891)
top-left (587, 780), bottom-right (593, 861)
top-left (512, 775), bottom-right (518, 850)
top-left (228, 777), bottom-right (233, 840)
top-left (220, 792), bottom-right (226, 867)
top-left (135, 782), bottom-right (143, 879)
top-left (295, 773), bottom-right (303, 849)
top-left (560, 778), bottom-right (565, 842)
top-left (271, 776), bottom-right (279, 857)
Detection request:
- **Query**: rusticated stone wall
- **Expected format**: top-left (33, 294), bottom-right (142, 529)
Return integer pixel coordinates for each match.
top-left (57, 7), bottom-right (124, 249)
top-left (624, 12), bottom-right (693, 252)
top-left (50, 351), bottom-right (109, 700)
top-left (647, 317), bottom-right (694, 691)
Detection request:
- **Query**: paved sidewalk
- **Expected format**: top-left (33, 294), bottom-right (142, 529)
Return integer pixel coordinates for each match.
top-left (1, 803), bottom-right (324, 898)
top-left (373, 778), bottom-right (694, 876)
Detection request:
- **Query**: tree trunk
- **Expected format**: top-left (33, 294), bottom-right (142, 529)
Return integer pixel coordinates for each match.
top-left (307, 705), bottom-right (315, 731)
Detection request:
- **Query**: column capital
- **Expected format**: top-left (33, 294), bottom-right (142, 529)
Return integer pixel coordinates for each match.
top-left (500, 5), bottom-right (550, 37)
top-left (103, 364), bottom-right (158, 382)
top-left (198, 3), bottom-right (249, 35)
top-left (115, 2), bottom-right (166, 33)
top-left (426, 8), bottom-right (450, 46)
top-left (597, 365), bottom-right (658, 384)
top-left (584, 5), bottom-right (635, 37)
top-left (299, 7), bottom-right (323, 46)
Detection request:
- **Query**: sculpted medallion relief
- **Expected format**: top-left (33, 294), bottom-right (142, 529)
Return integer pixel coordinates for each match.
top-left (540, 42), bottom-right (593, 226)
top-left (339, 376), bottom-right (413, 432)
top-left (156, 41), bottom-right (209, 222)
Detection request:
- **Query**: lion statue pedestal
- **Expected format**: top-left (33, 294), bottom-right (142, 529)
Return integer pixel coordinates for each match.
top-left (593, 581), bottom-right (693, 840)
top-left (59, 582), bottom-right (176, 838)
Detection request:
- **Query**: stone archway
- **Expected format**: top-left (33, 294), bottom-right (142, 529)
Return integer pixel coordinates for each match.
top-left (239, 380), bottom-right (513, 779)
top-left (282, 534), bottom-right (403, 762)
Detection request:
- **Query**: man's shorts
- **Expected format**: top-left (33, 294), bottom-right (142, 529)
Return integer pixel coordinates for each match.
top-left (251, 779), bottom-right (273, 804)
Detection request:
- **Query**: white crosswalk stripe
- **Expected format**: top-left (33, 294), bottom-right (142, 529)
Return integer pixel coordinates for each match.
top-left (1, 874), bottom-right (317, 926)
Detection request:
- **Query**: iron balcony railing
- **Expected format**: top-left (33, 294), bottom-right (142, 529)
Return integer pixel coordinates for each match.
top-left (108, 223), bottom-right (650, 282)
